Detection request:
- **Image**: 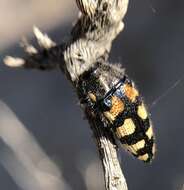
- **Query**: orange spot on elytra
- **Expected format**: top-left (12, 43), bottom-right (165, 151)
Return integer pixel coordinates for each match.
top-left (104, 96), bottom-right (124, 122)
top-left (109, 96), bottom-right (124, 117)
top-left (124, 84), bottom-right (139, 102)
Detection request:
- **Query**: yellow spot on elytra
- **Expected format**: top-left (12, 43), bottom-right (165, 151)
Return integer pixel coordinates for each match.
top-left (137, 104), bottom-right (148, 120)
top-left (146, 127), bottom-right (153, 140)
top-left (88, 93), bottom-right (96, 102)
top-left (122, 144), bottom-right (137, 155)
top-left (138, 154), bottom-right (149, 161)
top-left (123, 140), bottom-right (146, 156)
top-left (116, 118), bottom-right (136, 138)
top-left (104, 96), bottom-right (124, 122)
top-left (132, 139), bottom-right (145, 151)
top-left (124, 84), bottom-right (139, 102)
top-left (104, 112), bottom-right (115, 122)
top-left (152, 143), bottom-right (156, 155)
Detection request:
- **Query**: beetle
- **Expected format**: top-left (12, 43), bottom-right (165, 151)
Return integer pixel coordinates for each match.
top-left (77, 62), bottom-right (156, 163)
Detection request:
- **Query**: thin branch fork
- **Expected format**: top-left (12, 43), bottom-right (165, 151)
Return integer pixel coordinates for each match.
top-left (4, 0), bottom-right (129, 190)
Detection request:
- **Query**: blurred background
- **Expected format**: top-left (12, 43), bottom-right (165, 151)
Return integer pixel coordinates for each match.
top-left (0, 0), bottom-right (184, 190)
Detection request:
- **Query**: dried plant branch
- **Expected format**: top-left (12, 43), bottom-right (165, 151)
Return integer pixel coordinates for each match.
top-left (4, 0), bottom-right (129, 189)
top-left (87, 114), bottom-right (128, 190)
